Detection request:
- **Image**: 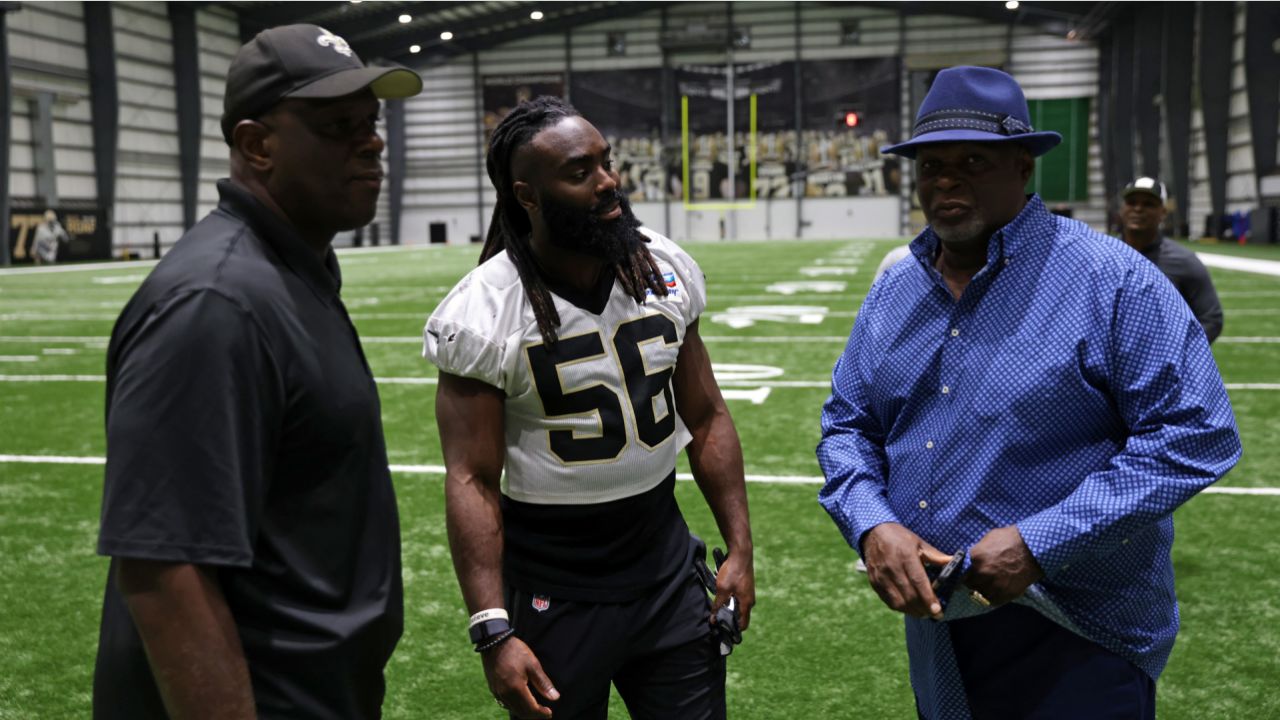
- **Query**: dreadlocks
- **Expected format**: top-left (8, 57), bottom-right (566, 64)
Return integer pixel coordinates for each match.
top-left (479, 96), bottom-right (667, 345)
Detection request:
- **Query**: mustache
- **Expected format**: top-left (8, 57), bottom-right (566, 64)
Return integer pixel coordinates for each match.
top-left (591, 189), bottom-right (625, 214)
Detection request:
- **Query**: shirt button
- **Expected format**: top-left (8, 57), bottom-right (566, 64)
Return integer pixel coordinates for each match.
top-left (926, 440), bottom-right (934, 449)
top-left (918, 500), bottom-right (928, 509)
top-left (950, 328), bottom-right (960, 337)
top-left (941, 385), bottom-right (950, 394)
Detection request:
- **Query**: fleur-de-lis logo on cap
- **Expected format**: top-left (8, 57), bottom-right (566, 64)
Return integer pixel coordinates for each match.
top-left (317, 27), bottom-right (353, 57)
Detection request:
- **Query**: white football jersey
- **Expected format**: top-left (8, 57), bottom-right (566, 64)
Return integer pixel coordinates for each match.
top-left (423, 228), bottom-right (707, 505)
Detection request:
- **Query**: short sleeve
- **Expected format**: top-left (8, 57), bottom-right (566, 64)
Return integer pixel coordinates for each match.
top-left (422, 273), bottom-right (508, 390)
top-left (99, 289), bottom-right (283, 567)
top-left (646, 230), bottom-right (706, 324)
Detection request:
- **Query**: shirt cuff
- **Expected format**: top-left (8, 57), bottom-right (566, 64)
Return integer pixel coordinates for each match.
top-left (1015, 506), bottom-right (1087, 577)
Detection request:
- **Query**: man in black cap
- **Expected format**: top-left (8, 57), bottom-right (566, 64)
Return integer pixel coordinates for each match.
top-left (93, 25), bottom-right (421, 719)
top-left (1119, 176), bottom-right (1224, 342)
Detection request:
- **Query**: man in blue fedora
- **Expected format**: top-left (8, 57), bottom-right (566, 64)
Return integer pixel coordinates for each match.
top-left (816, 65), bottom-right (1240, 718)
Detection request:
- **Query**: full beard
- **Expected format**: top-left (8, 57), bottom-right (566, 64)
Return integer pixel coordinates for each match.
top-left (539, 190), bottom-right (645, 264)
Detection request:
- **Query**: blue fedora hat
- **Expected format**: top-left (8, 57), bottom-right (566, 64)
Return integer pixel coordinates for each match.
top-left (881, 66), bottom-right (1061, 158)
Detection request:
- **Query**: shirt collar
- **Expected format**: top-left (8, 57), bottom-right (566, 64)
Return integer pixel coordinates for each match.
top-left (908, 193), bottom-right (1052, 269)
top-left (215, 179), bottom-right (343, 297)
top-left (1137, 235), bottom-right (1164, 260)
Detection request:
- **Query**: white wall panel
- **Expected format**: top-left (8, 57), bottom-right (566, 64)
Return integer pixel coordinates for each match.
top-left (113, 1), bottom-right (183, 254)
top-left (196, 6), bottom-right (243, 220)
top-left (6, 2), bottom-right (94, 204)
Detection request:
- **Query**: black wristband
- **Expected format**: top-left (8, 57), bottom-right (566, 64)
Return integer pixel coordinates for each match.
top-left (468, 618), bottom-right (511, 645)
top-left (474, 628), bottom-right (516, 653)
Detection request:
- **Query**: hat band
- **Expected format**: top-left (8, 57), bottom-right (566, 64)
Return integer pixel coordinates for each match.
top-left (912, 109), bottom-right (1033, 139)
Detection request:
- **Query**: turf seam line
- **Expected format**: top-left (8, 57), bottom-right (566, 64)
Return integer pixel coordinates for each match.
top-left (3, 455), bottom-right (1277, 495)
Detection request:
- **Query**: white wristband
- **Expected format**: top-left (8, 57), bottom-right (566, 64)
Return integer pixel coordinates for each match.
top-left (469, 608), bottom-right (509, 628)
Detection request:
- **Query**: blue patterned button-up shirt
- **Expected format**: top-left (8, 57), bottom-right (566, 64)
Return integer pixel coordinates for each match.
top-left (817, 195), bottom-right (1241, 719)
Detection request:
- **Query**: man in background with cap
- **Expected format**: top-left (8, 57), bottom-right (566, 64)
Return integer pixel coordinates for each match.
top-left (93, 25), bottom-right (421, 719)
top-left (817, 66), bottom-right (1240, 718)
top-left (1120, 176), bottom-right (1224, 343)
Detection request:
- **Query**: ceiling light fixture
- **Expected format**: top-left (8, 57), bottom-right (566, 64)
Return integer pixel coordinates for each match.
top-left (1005, 1), bottom-right (1019, 9)
top-left (440, 31), bottom-right (454, 40)
top-left (399, 13), bottom-right (411, 23)
top-left (530, 10), bottom-right (544, 20)
top-left (410, 44), bottom-right (421, 53)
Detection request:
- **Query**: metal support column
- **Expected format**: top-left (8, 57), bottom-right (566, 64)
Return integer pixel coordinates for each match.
top-left (85, 0), bottom-right (119, 246)
top-left (1245, 2), bottom-right (1280, 189)
top-left (387, 98), bottom-right (406, 245)
top-left (793, 2), bottom-right (804, 239)
top-left (33, 92), bottom-right (58, 207)
top-left (1161, 3), bottom-right (1194, 236)
top-left (473, 52), bottom-right (486, 243)
top-left (1199, 3), bottom-right (1234, 231)
top-left (170, 2), bottom-right (202, 231)
top-left (0, 4), bottom-right (13, 265)
top-left (1134, 3), bottom-right (1163, 178)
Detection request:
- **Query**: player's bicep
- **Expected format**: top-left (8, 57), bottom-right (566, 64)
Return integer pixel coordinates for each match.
top-left (435, 371), bottom-right (506, 487)
top-left (672, 320), bottom-right (726, 434)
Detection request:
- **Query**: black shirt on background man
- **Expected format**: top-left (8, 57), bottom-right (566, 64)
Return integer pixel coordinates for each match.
top-left (1120, 176), bottom-right (1224, 343)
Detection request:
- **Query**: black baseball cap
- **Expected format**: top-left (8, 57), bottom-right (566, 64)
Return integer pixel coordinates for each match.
top-left (221, 24), bottom-right (423, 144)
top-left (1122, 176), bottom-right (1168, 203)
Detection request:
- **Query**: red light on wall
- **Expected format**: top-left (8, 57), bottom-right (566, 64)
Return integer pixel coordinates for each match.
top-left (844, 111), bottom-right (860, 128)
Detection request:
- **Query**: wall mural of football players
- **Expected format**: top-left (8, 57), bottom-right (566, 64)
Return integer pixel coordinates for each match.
top-left (673, 62), bottom-right (793, 202)
top-left (570, 68), bottom-right (671, 204)
top-left (798, 56), bottom-right (902, 198)
top-left (482, 74), bottom-right (565, 147)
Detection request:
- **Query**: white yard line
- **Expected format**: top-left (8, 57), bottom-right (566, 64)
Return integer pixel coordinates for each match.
top-left (3, 454), bottom-right (1276, 496)
top-left (1196, 252), bottom-right (1280, 277)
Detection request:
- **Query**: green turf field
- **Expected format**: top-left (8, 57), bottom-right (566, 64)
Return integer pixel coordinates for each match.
top-left (1, 237), bottom-right (1278, 719)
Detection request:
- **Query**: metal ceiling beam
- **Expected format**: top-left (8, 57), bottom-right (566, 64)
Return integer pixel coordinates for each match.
top-left (339, 1), bottom-right (478, 43)
top-left (236, 2), bottom-right (344, 34)
top-left (394, 2), bottom-right (671, 68)
top-left (350, 1), bottom-right (555, 60)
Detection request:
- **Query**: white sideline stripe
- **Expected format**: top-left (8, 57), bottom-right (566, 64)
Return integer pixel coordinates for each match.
top-left (0, 259), bottom-right (159, 276)
top-left (1196, 252), bottom-right (1280, 277)
top-left (0, 355), bottom-right (38, 362)
top-left (5, 334), bottom-right (1280, 347)
top-left (0, 245), bottom-right (436, 277)
top-left (1, 373), bottom-right (1278, 392)
top-left (4, 454), bottom-right (1278, 495)
top-left (0, 374), bottom-right (103, 381)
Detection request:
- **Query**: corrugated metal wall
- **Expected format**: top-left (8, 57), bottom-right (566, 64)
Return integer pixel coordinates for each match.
top-left (112, 1), bottom-right (183, 252)
top-left (195, 7), bottom-right (240, 221)
top-left (6, 2), bottom-right (95, 204)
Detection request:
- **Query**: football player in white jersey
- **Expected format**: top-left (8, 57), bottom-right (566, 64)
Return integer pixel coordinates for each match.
top-left (424, 97), bottom-right (755, 719)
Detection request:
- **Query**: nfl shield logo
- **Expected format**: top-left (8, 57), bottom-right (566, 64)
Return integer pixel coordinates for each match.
top-left (532, 595), bottom-right (551, 612)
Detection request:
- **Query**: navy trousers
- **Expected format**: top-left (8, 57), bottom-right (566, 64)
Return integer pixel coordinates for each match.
top-left (946, 604), bottom-right (1156, 720)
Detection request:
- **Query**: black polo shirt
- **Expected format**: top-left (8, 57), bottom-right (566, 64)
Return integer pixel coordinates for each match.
top-left (94, 180), bottom-right (403, 719)
top-left (1137, 236), bottom-right (1225, 343)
